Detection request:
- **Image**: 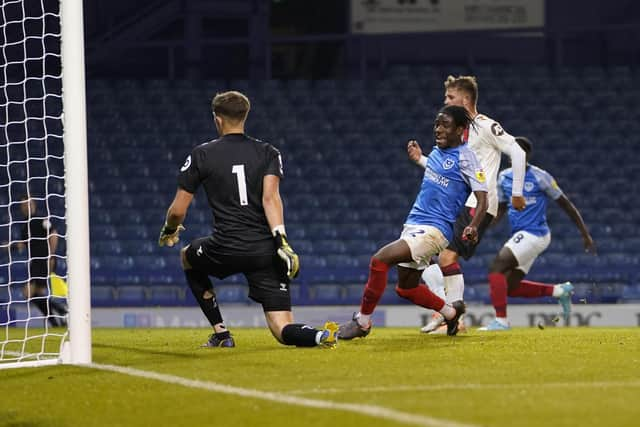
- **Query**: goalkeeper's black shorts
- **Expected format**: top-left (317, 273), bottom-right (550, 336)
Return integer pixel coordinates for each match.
top-left (185, 236), bottom-right (291, 312)
top-left (446, 207), bottom-right (494, 260)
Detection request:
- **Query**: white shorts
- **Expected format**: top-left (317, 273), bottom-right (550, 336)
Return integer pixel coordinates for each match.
top-left (397, 224), bottom-right (449, 270)
top-left (504, 230), bottom-right (551, 274)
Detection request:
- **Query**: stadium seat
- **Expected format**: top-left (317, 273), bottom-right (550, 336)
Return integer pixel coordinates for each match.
top-left (116, 286), bottom-right (147, 306)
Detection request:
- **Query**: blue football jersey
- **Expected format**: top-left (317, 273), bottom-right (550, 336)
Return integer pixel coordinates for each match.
top-left (497, 165), bottom-right (563, 236)
top-left (406, 144), bottom-right (487, 242)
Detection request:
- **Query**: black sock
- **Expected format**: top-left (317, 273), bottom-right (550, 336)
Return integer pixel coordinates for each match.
top-left (185, 269), bottom-right (224, 326)
top-left (31, 299), bottom-right (59, 326)
top-left (281, 323), bottom-right (319, 347)
top-left (49, 299), bottom-right (68, 316)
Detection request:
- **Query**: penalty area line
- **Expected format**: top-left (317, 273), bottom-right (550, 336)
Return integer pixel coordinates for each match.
top-left (89, 362), bottom-right (479, 427)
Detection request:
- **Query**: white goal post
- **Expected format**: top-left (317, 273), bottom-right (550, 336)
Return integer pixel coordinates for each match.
top-left (0, 0), bottom-right (91, 368)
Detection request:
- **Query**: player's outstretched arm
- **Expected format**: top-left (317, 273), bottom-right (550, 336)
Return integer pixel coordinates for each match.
top-left (263, 174), bottom-right (299, 279)
top-left (407, 140), bottom-right (427, 168)
top-left (463, 190), bottom-right (488, 243)
top-left (555, 195), bottom-right (596, 254)
top-left (509, 141), bottom-right (527, 211)
top-left (158, 189), bottom-right (193, 247)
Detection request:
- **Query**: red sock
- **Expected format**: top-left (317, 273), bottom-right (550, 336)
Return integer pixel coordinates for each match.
top-left (395, 284), bottom-right (445, 311)
top-left (508, 279), bottom-right (554, 298)
top-left (360, 257), bottom-right (390, 315)
top-left (488, 272), bottom-right (508, 318)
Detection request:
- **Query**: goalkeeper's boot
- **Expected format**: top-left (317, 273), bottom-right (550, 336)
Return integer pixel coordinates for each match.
top-left (445, 300), bottom-right (466, 336)
top-left (319, 321), bottom-right (339, 349)
top-left (420, 312), bottom-right (445, 333)
top-left (555, 282), bottom-right (574, 322)
top-left (202, 332), bottom-right (235, 348)
top-left (478, 318), bottom-right (511, 331)
top-left (337, 313), bottom-right (371, 340)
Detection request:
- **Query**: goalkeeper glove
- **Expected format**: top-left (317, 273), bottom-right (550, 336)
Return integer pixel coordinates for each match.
top-left (274, 230), bottom-right (300, 280)
top-left (158, 223), bottom-right (185, 247)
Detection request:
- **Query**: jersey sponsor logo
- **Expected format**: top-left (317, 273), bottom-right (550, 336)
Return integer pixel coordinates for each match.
top-left (425, 167), bottom-right (449, 188)
top-left (525, 181), bottom-right (535, 192)
top-left (442, 157), bottom-right (455, 170)
top-left (491, 122), bottom-right (504, 136)
top-left (180, 155), bottom-right (192, 172)
top-left (475, 169), bottom-right (486, 183)
top-left (279, 283), bottom-right (288, 292)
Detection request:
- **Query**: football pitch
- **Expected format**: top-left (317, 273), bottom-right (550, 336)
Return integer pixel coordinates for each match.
top-left (1, 327), bottom-right (639, 427)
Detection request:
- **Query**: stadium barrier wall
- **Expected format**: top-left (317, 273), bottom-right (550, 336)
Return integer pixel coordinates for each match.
top-left (10, 305), bottom-right (639, 328)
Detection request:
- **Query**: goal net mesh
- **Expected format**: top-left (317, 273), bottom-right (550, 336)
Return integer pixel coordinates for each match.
top-left (1, 0), bottom-right (68, 365)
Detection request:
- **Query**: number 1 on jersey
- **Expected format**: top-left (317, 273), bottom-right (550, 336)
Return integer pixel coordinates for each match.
top-left (232, 164), bottom-right (249, 206)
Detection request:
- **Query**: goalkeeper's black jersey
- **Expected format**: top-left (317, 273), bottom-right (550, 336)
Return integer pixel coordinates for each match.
top-left (177, 133), bottom-right (283, 256)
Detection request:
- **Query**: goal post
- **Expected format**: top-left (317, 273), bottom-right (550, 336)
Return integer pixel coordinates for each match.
top-left (0, 0), bottom-right (91, 368)
top-left (60, 0), bottom-right (91, 365)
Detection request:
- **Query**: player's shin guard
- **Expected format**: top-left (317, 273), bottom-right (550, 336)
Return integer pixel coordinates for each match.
top-left (281, 323), bottom-right (319, 347)
top-left (360, 257), bottom-right (390, 315)
top-left (185, 268), bottom-right (224, 326)
top-left (508, 280), bottom-right (554, 298)
top-left (395, 284), bottom-right (445, 311)
top-left (488, 272), bottom-right (508, 317)
top-left (442, 262), bottom-right (464, 303)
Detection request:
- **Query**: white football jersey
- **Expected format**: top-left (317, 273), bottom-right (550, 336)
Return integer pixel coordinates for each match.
top-left (465, 113), bottom-right (524, 216)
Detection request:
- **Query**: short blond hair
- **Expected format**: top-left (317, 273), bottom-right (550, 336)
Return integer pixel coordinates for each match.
top-left (444, 75), bottom-right (478, 106)
top-left (211, 91), bottom-right (250, 122)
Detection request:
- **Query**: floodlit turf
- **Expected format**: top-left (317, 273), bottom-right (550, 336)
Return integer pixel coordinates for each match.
top-left (1, 327), bottom-right (639, 427)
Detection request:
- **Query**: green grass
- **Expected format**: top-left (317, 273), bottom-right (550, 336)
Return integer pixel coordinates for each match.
top-left (1, 327), bottom-right (639, 427)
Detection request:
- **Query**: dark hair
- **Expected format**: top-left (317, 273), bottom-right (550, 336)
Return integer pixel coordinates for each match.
top-left (514, 136), bottom-right (533, 154)
top-left (438, 105), bottom-right (474, 129)
top-left (211, 91), bottom-right (250, 122)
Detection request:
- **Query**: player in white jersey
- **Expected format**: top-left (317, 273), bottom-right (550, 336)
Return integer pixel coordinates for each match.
top-left (409, 75), bottom-right (527, 334)
top-left (480, 137), bottom-right (595, 330)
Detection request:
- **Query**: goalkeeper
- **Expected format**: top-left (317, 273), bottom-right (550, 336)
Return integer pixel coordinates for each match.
top-left (159, 90), bottom-right (337, 348)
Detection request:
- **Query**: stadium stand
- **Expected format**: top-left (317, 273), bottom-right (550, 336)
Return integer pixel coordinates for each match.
top-left (74, 64), bottom-right (640, 306)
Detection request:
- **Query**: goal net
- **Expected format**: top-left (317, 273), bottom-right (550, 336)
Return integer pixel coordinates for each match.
top-left (1, 0), bottom-right (91, 368)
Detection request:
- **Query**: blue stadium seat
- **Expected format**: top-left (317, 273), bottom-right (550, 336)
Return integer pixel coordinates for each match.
top-left (215, 285), bottom-right (249, 303)
top-left (309, 284), bottom-right (343, 304)
top-left (91, 286), bottom-right (116, 306)
top-left (148, 285), bottom-right (183, 306)
top-left (116, 286), bottom-right (147, 306)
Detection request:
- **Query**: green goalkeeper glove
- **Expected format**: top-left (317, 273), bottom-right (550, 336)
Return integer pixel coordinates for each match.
top-left (158, 223), bottom-right (185, 247)
top-left (274, 230), bottom-right (299, 280)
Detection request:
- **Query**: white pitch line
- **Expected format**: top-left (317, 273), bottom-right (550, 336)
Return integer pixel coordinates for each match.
top-left (285, 381), bottom-right (640, 395)
top-left (89, 363), bottom-right (480, 427)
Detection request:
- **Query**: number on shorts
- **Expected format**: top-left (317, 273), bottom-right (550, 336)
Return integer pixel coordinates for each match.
top-left (513, 233), bottom-right (524, 243)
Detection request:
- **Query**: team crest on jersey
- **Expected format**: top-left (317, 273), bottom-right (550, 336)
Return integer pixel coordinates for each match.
top-left (475, 169), bottom-right (486, 183)
top-left (442, 157), bottom-right (455, 170)
top-left (491, 122), bottom-right (504, 136)
top-left (525, 181), bottom-right (534, 192)
top-left (180, 155), bottom-right (192, 172)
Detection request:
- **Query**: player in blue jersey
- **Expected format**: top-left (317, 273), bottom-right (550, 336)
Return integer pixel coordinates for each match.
top-left (338, 105), bottom-right (488, 339)
top-left (480, 137), bottom-right (596, 330)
